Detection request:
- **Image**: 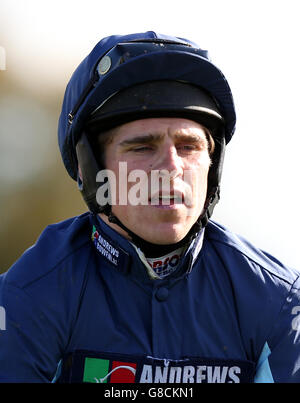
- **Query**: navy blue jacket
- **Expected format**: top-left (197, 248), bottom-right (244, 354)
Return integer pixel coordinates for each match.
top-left (0, 213), bottom-right (299, 383)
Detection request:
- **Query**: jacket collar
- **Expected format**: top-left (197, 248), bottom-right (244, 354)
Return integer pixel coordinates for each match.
top-left (89, 213), bottom-right (205, 282)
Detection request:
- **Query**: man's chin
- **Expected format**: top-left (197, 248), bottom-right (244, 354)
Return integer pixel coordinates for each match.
top-left (135, 223), bottom-right (192, 246)
top-left (99, 210), bottom-right (199, 246)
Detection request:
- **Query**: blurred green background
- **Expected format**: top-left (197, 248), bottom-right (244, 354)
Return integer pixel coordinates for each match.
top-left (0, 72), bottom-right (86, 272)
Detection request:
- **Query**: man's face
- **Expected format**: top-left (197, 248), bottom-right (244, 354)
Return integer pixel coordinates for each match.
top-left (100, 117), bottom-right (212, 245)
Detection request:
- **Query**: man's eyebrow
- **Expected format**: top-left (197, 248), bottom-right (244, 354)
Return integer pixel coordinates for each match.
top-left (118, 131), bottom-right (207, 148)
top-left (173, 132), bottom-right (206, 143)
top-left (118, 133), bottom-right (164, 147)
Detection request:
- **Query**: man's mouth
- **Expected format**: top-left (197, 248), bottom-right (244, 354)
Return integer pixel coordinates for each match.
top-left (149, 192), bottom-right (184, 206)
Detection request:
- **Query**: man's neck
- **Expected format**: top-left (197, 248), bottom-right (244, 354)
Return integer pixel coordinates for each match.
top-left (98, 213), bottom-right (189, 258)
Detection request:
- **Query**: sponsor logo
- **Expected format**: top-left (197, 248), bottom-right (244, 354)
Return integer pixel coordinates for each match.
top-left (139, 363), bottom-right (242, 383)
top-left (84, 358), bottom-right (136, 383)
top-left (92, 226), bottom-right (120, 266)
top-left (148, 253), bottom-right (181, 271)
top-left (80, 354), bottom-right (255, 383)
top-left (147, 250), bottom-right (183, 277)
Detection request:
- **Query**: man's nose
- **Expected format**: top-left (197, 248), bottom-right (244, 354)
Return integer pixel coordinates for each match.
top-left (155, 143), bottom-right (184, 178)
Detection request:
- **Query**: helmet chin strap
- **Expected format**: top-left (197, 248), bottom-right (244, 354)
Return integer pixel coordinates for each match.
top-left (107, 210), bottom-right (203, 258)
top-left (103, 183), bottom-right (220, 258)
top-left (104, 187), bottom-right (217, 258)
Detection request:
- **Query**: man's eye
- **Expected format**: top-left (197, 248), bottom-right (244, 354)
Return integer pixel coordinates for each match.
top-left (177, 144), bottom-right (198, 152)
top-left (131, 146), bottom-right (153, 152)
